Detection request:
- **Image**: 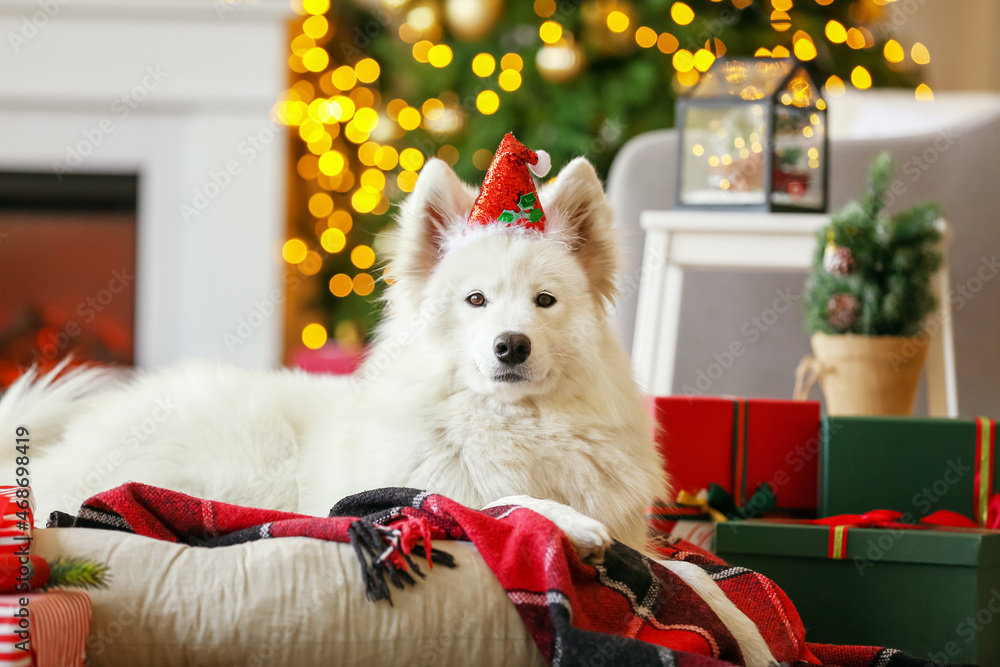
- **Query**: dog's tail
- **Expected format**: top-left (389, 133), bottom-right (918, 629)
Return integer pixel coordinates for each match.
top-left (0, 361), bottom-right (122, 471)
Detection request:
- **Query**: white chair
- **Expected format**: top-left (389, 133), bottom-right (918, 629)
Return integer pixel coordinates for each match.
top-left (609, 90), bottom-right (1000, 416)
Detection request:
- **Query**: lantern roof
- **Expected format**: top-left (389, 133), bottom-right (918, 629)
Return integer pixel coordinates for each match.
top-left (689, 58), bottom-right (822, 108)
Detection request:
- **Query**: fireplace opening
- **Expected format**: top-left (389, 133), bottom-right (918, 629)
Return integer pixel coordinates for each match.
top-left (0, 172), bottom-right (138, 388)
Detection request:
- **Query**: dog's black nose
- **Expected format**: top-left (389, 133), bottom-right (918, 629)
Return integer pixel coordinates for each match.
top-left (494, 332), bottom-right (531, 366)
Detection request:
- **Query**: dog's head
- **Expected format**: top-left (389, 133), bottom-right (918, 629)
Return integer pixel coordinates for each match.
top-left (382, 156), bottom-right (619, 401)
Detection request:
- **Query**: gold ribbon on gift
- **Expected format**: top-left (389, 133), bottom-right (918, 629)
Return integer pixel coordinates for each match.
top-left (675, 489), bottom-right (728, 523)
top-left (975, 417), bottom-right (996, 528)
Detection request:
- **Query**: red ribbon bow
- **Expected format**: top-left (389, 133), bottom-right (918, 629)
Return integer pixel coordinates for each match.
top-left (814, 507), bottom-right (999, 560)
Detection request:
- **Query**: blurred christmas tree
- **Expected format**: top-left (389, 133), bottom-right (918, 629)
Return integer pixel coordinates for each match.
top-left (279, 0), bottom-right (930, 357)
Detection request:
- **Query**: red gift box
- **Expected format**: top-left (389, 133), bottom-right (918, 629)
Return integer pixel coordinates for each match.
top-left (653, 396), bottom-right (821, 511)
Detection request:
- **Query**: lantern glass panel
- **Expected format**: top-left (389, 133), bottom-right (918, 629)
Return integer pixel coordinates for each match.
top-left (773, 68), bottom-right (825, 209)
top-left (680, 104), bottom-right (768, 206)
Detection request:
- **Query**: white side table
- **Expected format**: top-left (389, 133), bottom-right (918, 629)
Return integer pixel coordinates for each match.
top-left (631, 211), bottom-right (958, 417)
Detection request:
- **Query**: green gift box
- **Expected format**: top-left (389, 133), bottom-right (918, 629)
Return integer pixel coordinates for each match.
top-left (821, 416), bottom-right (997, 525)
top-left (715, 519), bottom-right (1000, 665)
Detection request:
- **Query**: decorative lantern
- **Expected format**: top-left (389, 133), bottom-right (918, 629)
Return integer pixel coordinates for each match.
top-left (676, 58), bottom-right (828, 212)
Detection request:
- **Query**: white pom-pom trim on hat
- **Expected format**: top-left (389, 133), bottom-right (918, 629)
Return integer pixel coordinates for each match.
top-left (528, 150), bottom-right (551, 178)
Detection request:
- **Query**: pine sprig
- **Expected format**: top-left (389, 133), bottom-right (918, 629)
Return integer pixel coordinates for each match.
top-left (46, 557), bottom-right (111, 591)
top-left (804, 153), bottom-right (942, 337)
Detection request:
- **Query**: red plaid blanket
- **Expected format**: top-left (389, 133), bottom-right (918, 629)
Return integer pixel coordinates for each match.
top-left (49, 484), bottom-right (956, 667)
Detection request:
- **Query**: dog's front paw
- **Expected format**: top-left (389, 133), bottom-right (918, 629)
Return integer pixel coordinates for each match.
top-left (484, 495), bottom-right (613, 564)
top-left (556, 510), bottom-right (612, 564)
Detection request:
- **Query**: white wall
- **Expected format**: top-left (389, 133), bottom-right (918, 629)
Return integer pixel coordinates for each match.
top-left (893, 0), bottom-right (1000, 92)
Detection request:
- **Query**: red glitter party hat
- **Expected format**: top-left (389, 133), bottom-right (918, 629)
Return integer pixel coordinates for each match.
top-left (467, 133), bottom-right (551, 232)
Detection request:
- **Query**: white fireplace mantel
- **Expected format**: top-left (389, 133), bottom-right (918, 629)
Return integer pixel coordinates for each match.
top-left (0, 0), bottom-right (293, 369)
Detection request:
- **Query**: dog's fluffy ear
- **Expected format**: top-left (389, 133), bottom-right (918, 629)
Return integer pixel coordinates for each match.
top-left (388, 158), bottom-right (475, 286)
top-left (540, 157), bottom-right (618, 303)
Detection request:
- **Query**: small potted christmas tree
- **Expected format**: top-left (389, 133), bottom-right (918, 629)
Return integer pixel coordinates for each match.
top-left (800, 153), bottom-right (942, 415)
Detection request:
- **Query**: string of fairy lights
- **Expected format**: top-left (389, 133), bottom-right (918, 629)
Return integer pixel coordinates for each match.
top-left (276, 0), bottom-right (932, 352)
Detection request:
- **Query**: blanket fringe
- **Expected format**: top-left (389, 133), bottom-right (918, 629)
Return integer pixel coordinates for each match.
top-left (347, 517), bottom-right (455, 604)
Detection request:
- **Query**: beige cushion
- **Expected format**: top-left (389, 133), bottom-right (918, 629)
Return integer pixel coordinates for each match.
top-left (34, 528), bottom-right (545, 667)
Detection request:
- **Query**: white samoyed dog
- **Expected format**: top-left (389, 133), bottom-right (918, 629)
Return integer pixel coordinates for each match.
top-left (0, 156), bottom-right (776, 665)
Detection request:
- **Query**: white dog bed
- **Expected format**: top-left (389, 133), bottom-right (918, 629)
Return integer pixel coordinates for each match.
top-left (34, 528), bottom-right (545, 666)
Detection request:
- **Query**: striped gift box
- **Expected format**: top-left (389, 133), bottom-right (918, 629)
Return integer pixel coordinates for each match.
top-left (0, 529), bottom-right (30, 557)
top-left (0, 489), bottom-right (34, 524)
top-left (0, 592), bottom-right (91, 667)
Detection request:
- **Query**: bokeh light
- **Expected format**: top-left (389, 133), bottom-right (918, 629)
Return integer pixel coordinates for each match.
top-left (351, 245), bottom-right (376, 269)
top-left (329, 273), bottom-right (353, 297)
top-left (670, 2), bottom-right (694, 26)
top-left (308, 192), bottom-right (334, 217)
top-left (500, 53), bottom-right (523, 71)
top-left (302, 323), bottom-right (328, 349)
top-left (607, 11), bottom-right (629, 33)
top-left (911, 42), bottom-right (930, 65)
top-left (398, 107), bottom-right (421, 130)
top-left (476, 90), bottom-right (500, 114)
top-left (883, 39), bottom-right (904, 63)
top-left (825, 20), bottom-right (847, 43)
top-left (635, 26), bottom-right (657, 48)
top-left (472, 53), bottom-right (496, 77)
top-left (499, 69), bottom-right (522, 91)
top-left (321, 228), bottom-right (347, 253)
top-left (302, 48), bottom-right (329, 72)
top-left (355, 58), bottom-right (380, 83)
top-left (428, 44), bottom-right (453, 68)
top-left (851, 65), bottom-right (872, 90)
top-left (539, 21), bottom-right (562, 44)
top-left (399, 148), bottom-right (425, 171)
top-left (282, 239), bottom-right (308, 264)
top-left (353, 273), bottom-right (375, 296)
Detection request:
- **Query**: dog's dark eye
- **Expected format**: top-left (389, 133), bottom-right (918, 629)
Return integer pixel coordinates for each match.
top-left (466, 292), bottom-right (486, 307)
top-left (535, 293), bottom-right (556, 308)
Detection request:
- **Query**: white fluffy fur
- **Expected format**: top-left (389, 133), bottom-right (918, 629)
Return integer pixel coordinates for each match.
top-left (0, 156), bottom-right (663, 546)
top-left (0, 156), bottom-right (775, 666)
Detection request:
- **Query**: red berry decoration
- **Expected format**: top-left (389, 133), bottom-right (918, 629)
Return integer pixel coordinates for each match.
top-left (0, 554), bottom-right (108, 593)
top-left (0, 554), bottom-right (50, 593)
